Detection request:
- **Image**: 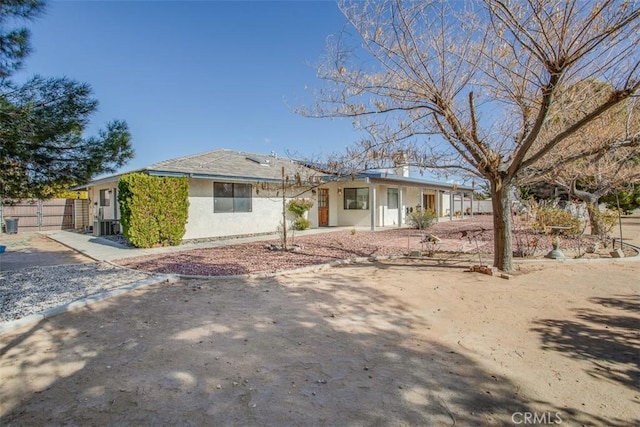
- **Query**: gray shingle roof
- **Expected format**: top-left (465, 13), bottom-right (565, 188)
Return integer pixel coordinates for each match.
top-left (82, 148), bottom-right (471, 191)
top-left (145, 149), bottom-right (327, 183)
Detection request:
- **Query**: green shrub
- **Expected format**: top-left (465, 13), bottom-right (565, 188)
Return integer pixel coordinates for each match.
top-left (287, 198), bottom-right (314, 217)
top-left (293, 217), bottom-right (311, 230)
top-left (532, 207), bottom-right (582, 236)
top-left (407, 209), bottom-right (437, 229)
top-left (602, 185), bottom-right (640, 214)
top-left (287, 198), bottom-right (314, 231)
top-left (118, 174), bottom-right (189, 248)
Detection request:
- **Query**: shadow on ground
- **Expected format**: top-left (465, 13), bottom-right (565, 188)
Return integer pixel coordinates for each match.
top-left (2, 265), bottom-right (636, 426)
top-left (532, 294), bottom-right (640, 392)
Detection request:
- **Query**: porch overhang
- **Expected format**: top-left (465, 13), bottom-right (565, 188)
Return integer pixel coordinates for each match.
top-left (359, 173), bottom-right (474, 192)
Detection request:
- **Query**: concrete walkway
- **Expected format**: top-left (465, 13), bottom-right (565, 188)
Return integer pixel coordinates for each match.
top-left (43, 226), bottom-right (366, 263)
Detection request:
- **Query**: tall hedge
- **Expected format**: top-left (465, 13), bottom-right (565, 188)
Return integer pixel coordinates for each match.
top-left (118, 174), bottom-right (189, 248)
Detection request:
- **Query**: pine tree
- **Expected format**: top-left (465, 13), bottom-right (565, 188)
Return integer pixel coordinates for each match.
top-left (0, 0), bottom-right (134, 199)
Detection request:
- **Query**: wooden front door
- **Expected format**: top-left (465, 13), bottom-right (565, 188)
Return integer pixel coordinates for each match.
top-left (424, 194), bottom-right (436, 211)
top-left (318, 188), bottom-right (329, 226)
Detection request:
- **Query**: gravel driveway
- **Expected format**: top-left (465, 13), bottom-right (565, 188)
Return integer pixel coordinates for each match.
top-left (0, 263), bottom-right (156, 323)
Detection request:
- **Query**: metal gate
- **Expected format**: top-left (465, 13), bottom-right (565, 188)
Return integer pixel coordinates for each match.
top-left (1, 198), bottom-right (75, 232)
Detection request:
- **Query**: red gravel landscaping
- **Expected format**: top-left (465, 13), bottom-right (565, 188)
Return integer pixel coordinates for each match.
top-left (116, 229), bottom-right (416, 276)
top-left (114, 216), bottom-right (634, 276)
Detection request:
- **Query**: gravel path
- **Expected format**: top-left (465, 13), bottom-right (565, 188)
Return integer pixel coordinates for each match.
top-left (0, 263), bottom-right (155, 323)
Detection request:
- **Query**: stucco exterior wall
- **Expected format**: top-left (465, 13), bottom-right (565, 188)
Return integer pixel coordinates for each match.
top-left (319, 182), bottom-right (447, 228)
top-left (334, 183), bottom-right (372, 227)
top-left (87, 183), bottom-right (119, 222)
top-left (404, 187), bottom-right (422, 211)
top-left (86, 174), bottom-right (471, 239)
top-left (184, 179), bottom-right (318, 240)
top-left (305, 191), bottom-right (319, 227)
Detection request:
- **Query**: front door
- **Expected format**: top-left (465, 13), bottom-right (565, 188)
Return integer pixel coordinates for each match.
top-left (318, 188), bottom-right (329, 226)
top-left (424, 194), bottom-right (436, 211)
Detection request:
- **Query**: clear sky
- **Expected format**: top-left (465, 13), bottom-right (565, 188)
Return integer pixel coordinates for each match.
top-left (16, 0), bottom-right (361, 174)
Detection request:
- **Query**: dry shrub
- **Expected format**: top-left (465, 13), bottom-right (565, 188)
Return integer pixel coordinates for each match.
top-left (532, 207), bottom-right (582, 236)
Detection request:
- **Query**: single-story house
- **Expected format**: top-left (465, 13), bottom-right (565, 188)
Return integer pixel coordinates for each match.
top-left (80, 149), bottom-right (475, 240)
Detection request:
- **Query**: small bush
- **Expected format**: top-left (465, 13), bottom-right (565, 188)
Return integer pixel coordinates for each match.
top-left (287, 198), bottom-right (314, 217)
top-left (287, 198), bottom-right (314, 231)
top-left (407, 209), bottom-right (437, 229)
top-left (532, 207), bottom-right (582, 236)
top-left (591, 208), bottom-right (619, 235)
top-left (293, 217), bottom-right (311, 230)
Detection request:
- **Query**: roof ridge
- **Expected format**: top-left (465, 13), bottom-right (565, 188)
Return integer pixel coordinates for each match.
top-left (147, 148), bottom-right (296, 170)
top-left (147, 148), bottom-right (234, 169)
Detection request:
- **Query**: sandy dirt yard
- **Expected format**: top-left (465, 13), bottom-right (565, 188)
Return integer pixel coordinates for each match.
top-left (1, 257), bottom-right (638, 426)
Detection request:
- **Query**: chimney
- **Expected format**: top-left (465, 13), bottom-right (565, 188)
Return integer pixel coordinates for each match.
top-left (393, 151), bottom-right (409, 177)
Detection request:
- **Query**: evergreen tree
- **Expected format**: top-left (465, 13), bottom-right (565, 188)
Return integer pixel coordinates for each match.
top-left (0, 0), bottom-right (133, 199)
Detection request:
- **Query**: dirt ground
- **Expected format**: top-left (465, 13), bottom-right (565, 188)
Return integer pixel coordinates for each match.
top-left (1, 257), bottom-right (638, 426)
top-left (1, 216), bottom-right (639, 425)
top-left (0, 233), bottom-right (91, 271)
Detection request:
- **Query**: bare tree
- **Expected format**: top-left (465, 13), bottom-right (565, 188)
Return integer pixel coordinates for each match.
top-left (302, 0), bottom-right (640, 272)
top-left (521, 82), bottom-right (640, 235)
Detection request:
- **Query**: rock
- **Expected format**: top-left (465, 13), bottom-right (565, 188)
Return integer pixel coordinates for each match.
top-left (422, 234), bottom-right (441, 243)
top-left (610, 248), bottom-right (625, 258)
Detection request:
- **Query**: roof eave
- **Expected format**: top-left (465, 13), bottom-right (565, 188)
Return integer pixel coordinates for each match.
top-left (357, 173), bottom-right (475, 191)
top-left (148, 170), bottom-right (335, 186)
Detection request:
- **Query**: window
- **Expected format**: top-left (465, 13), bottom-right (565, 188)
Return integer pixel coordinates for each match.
top-left (99, 189), bottom-right (110, 207)
top-left (344, 188), bottom-right (369, 210)
top-left (214, 182), bottom-right (252, 213)
top-left (387, 188), bottom-right (398, 209)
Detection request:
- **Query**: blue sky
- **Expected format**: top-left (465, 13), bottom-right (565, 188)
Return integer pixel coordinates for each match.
top-left (16, 0), bottom-right (361, 174)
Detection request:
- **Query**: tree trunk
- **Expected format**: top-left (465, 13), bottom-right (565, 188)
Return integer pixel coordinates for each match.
top-left (569, 183), bottom-right (601, 236)
top-left (586, 201), bottom-right (602, 236)
top-left (491, 180), bottom-right (514, 273)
